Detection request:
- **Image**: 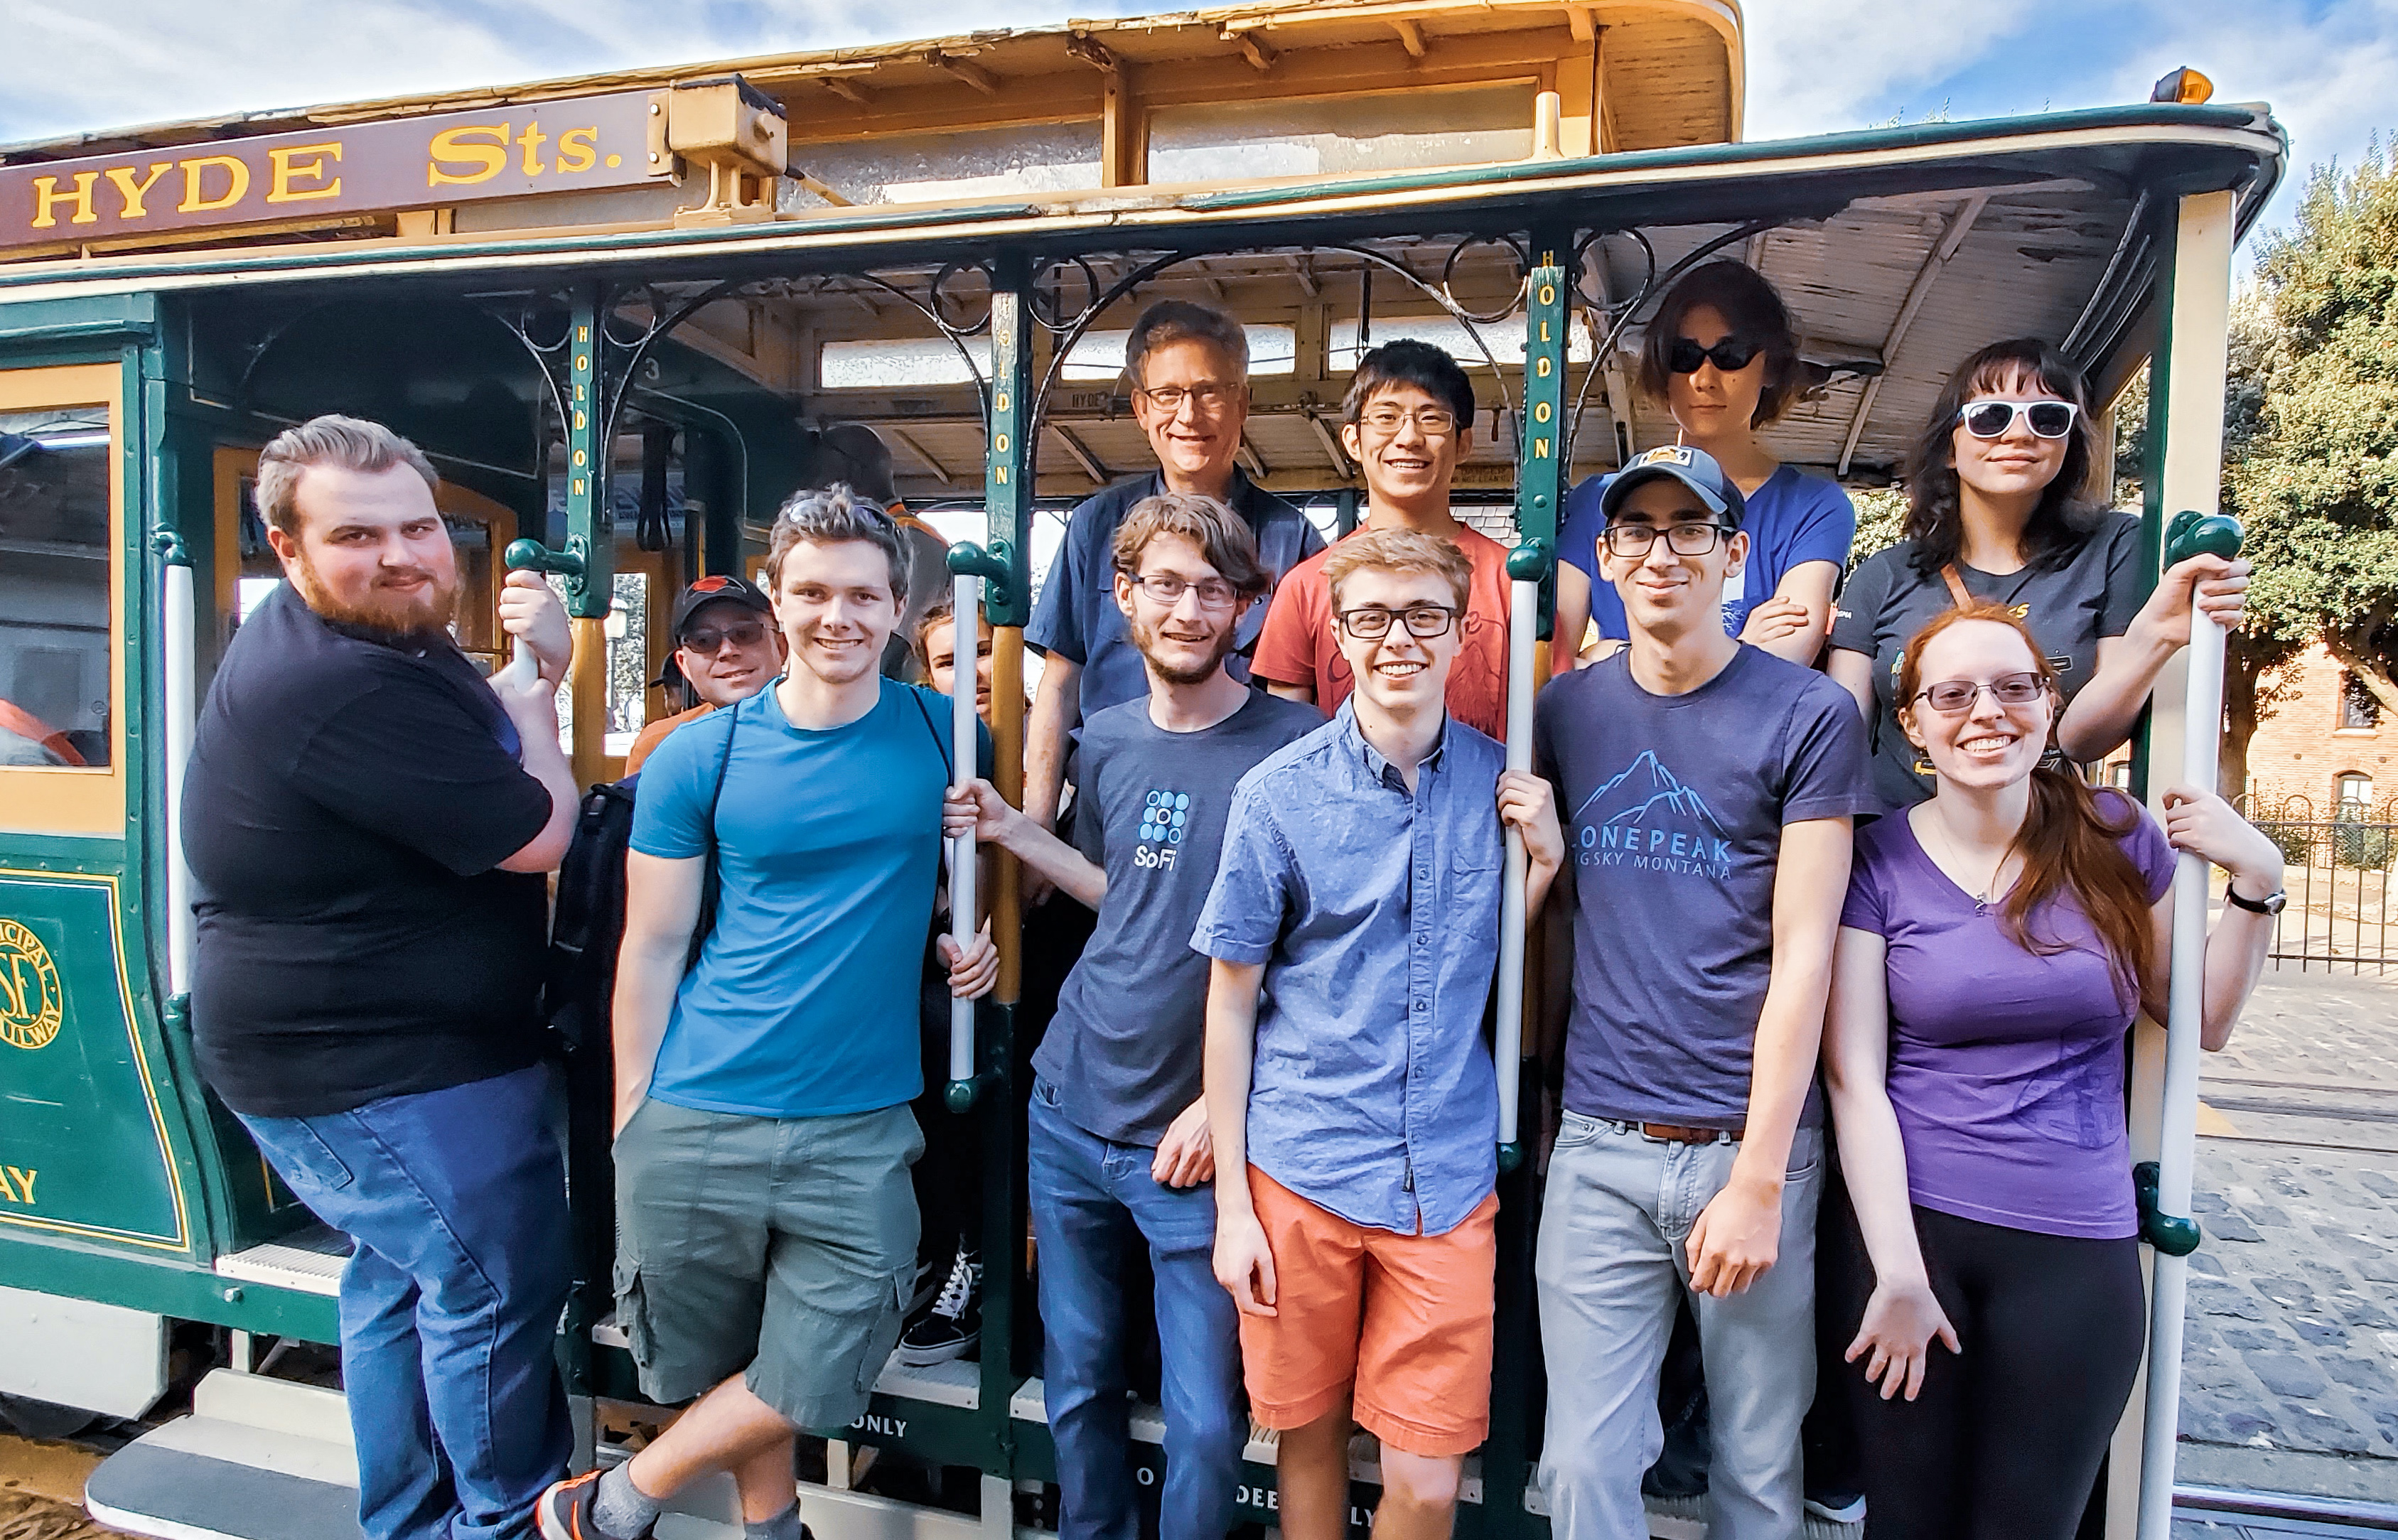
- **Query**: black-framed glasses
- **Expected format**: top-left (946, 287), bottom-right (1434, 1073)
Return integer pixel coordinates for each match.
top-left (1134, 382), bottom-right (1240, 414)
top-left (1912, 672), bottom-right (2048, 715)
top-left (1958, 399), bottom-right (2078, 440)
top-left (1599, 520), bottom-right (1731, 558)
top-left (1336, 604), bottom-right (1458, 640)
top-left (1131, 573), bottom-right (1240, 609)
top-left (682, 619), bottom-right (770, 653)
top-left (1356, 405), bottom-right (1460, 438)
top-left (1667, 336), bottom-right (1763, 375)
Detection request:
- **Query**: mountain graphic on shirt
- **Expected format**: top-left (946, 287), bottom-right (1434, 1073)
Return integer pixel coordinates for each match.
top-left (1574, 750), bottom-right (1726, 836)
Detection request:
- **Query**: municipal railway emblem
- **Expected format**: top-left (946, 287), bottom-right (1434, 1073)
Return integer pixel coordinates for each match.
top-left (0, 919), bottom-right (63, 1051)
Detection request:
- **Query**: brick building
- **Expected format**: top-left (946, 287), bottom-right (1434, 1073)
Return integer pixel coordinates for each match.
top-left (2239, 640), bottom-right (2392, 817)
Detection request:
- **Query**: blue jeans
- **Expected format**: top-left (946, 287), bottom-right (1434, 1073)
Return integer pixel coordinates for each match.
top-left (1028, 1082), bottom-right (1246, 1540)
top-left (239, 1064), bottom-right (574, 1540)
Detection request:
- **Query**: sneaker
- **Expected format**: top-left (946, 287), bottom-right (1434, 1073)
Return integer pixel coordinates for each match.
top-left (1803, 1490), bottom-right (1867, 1526)
top-left (536, 1471), bottom-right (652, 1540)
top-left (894, 1243), bottom-right (981, 1367)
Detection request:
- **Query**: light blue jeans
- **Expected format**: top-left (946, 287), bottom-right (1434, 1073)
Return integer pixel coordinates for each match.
top-left (1534, 1115), bottom-right (1823, 1540)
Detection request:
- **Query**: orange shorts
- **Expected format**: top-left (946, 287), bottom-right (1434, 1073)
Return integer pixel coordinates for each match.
top-left (1238, 1168), bottom-right (1498, 1457)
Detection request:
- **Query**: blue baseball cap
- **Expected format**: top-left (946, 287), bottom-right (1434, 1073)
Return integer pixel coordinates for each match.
top-left (1598, 443), bottom-right (1746, 530)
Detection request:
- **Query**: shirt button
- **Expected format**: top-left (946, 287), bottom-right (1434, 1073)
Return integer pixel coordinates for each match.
top-left (1413, 1000), bottom-right (1428, 1013)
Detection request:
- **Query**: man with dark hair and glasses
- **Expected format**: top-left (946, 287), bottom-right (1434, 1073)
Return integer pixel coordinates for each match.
top-left (623, 576), bottom-right (787, 773)
top-left (1253, 338), bottom-right (1515, 740)
top-left (1530, 444), bottom-right (1872, 1540)
top-left (1024, 299), bottom-right (1323, 832)
top-left (1199, 527), bottom-right (1561, 1540)
top-left (942, 492), bottom-right (1321, 1540)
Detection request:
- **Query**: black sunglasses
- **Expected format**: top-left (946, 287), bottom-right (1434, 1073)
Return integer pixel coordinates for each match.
top-left (1667, 336), bottom-right (1763, 375)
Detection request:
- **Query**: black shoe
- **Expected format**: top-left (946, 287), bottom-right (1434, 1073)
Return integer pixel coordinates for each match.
top-left (895, 1243), bottom-right (980, 1367)
top-left (1804, 1490), bottom-right (1867, 1525)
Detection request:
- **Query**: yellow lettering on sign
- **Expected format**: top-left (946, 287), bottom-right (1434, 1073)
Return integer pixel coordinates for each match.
top-left (1534, 438), bottom-right (1552, 459)
top-left (29, 172), bottom-right (99, 229)
top-left (1538, 283), bottom-right (1556, 306)
top-left (427, 124), bottom-right (510, 188)
top-left (994, 434), bottom-right (1009, 454)
top-left (0, 1167), bottom-right (31, 1205)
top-left (994, 392), bottom-right (1009, 413)
top-left (1539, 321), bottom-right (1553, 343)
top-left (267, 141), bottom-right (343, 204)
top-left (1533, 400), bottom-right (1554, 423)
top-left (555, 128), bottom-right (598, 173)
top-left (517, 122), bottom-right (549, 176)
top-left (0, 918), bottom-right (63, 1052)
top-left (1536, 355), bottom-right (1554, 378)
top-left (996, 468), bottom-right (1010, 485)
top-left (178, 156), bottom-right (251, 214)
top-left (104, 163), bottom-right (173, 219)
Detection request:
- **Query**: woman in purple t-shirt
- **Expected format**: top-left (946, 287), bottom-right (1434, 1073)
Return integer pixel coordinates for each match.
top-left (1822, 602), bottom-right (2284, 1539)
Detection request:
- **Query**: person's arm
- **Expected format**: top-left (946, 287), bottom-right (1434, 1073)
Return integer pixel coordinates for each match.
top-left (1821, 923), bottom-right (1958, 1400)
top-left (1687, 814), bottom-right (1852, 1297)
top-left (1265, 679), bottom-right (1317, 707)
top-left (1552, 564), bottom-right (1593, 674)
top-left (1205, 957), bottom-right (1276, 1316)
top-left (488, 664), bottom-right (579, 872)
top-left (1824, 648), bottom-right (1876, 731)
top-left (611, 850), bottom-right (702, 1134)
top-left (1023, 655), bottom-right (1082, 835)
top-left (945, 777), bottom-right (1107, 910)
top-left (2057, 554), bottom-right (2249, 763)
top-left (1738, 561), bottom-right (1841, 667)
top-left (2137, 787), bottom-right (2285, 1050)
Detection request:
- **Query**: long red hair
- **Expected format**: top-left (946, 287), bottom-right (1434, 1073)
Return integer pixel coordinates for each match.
top-left (1899, 603), bottom-right (2156, 997)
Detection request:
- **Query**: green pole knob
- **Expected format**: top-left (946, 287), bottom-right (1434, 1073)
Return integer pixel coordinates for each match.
top-left (505, 537), bottom-right (587, 580)
top-left (2162, 510), bottom-right (2244, 570)
top-left (943, 1077), bottom-right (982, 1114)
top-left (1506, 538), bottom-right (1554, 583)
top-left (2134, 1161), bottom-right (2204, 1257)
top-left (1498, 1141), bottom-right (1525, 1175)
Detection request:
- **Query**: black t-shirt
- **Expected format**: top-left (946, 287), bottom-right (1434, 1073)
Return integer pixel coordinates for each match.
top-left (1829, 513), bottom-right (2144, 811)
top-left (183, 583), bottom-right (553, 1116)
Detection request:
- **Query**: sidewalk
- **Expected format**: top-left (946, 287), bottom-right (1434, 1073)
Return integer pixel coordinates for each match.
top-left (2175, 970), bottom-right (2398, 1504)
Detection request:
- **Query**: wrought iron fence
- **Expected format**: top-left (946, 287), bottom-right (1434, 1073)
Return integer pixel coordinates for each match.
top-left (2236, 795), bottom-right (2398, 973)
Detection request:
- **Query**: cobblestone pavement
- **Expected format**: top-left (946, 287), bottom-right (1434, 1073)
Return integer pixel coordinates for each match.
top-left (2173, 969), bottom-right (2398, 1512)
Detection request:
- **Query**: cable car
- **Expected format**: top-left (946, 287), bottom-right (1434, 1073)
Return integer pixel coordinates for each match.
top-left (0, 5), bottom-right (2282, 1536)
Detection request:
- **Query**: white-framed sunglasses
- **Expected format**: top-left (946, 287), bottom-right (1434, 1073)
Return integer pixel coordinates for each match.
top-left (1958, 398), bottom-right (2079, 440)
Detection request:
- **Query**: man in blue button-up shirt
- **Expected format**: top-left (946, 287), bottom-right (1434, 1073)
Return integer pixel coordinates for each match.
top-left (1195, 529), bottom-right (1561, 1540)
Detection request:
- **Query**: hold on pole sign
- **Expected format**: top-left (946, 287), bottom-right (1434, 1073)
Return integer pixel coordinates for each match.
top-left (0, 91), bottom-right (667, 254)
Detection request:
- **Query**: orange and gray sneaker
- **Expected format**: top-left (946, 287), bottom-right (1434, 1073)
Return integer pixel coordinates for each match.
top-left (536, 1470), bottom-right (648, 1540)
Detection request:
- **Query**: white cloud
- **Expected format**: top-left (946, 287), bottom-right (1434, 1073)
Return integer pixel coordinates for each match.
top-left (1741, 0), bottom-right (2036, 139)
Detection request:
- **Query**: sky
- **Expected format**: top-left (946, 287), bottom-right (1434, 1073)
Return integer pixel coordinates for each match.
top-left (4, 0), bottom-right (2389, 247)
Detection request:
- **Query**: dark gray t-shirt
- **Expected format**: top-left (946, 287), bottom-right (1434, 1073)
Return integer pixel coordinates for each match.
top-left (1033, 688), bottom-right (1325, 1146)
top-left (1829, 513), bottom-right (2144, 811)
top-left (1534, 645), bottom-right (1873, 1129)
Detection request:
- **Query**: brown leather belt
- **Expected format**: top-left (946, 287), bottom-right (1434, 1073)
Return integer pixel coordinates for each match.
top-left (1633, 1121), bottom-right (1743, 1146)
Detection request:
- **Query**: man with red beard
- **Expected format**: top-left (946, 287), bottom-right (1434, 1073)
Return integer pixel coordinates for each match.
top-left (183, 415), bottom-right (581, 1540)
top-left (942, 494), bottom-right (1320, 1540)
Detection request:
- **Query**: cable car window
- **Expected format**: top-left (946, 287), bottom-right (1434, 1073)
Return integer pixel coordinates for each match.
top-left (819, 337), bottom-right (995, 390)
top-left (1058, 325), bottom-right (1297, 382)
top-left (1148, 86), bottom-right (1534, 183)
top-left (0, 409), bottom-right (112, 769)
top-left (1330, 313), bottom-right (1594, 373)
top-left (789, 123), bottom-right (1104, 208)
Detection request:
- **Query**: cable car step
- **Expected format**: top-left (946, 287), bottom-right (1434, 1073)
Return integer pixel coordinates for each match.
top-left (213, 1224), bottom-right (351, 1299)
top-left (83, 1370), bottom-right (360, 1540)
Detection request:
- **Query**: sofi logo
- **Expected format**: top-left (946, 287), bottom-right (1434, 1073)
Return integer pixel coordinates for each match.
top-left (1135, 788), bottom-right (1189, 871)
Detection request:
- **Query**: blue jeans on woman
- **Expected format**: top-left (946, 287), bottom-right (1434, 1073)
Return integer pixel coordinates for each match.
top-left (237, 1063), bottom-right (574, 1540)
top-left (1028, 1081), bottom-right (1247, 1540)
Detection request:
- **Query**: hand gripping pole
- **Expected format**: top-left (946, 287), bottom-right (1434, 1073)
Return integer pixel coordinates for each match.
top-left (500, 538), bottom-right (585, 691)
top-left (1495, 537), bottom-right (1552, 1175)
top-left (942, 542), bottom-right (1012, 1112)
top-left (2135, 510), bottom-right (2244, 1540)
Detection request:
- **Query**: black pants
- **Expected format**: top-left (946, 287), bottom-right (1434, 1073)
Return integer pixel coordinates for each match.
top-left (1825, 1192), bottom-right (2145, 1540)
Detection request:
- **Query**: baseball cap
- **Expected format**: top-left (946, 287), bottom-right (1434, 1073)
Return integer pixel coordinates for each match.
top-left (1598, 443), bottom-right (1747, 530)
top-left (669, 574), bottom-right (773, 640)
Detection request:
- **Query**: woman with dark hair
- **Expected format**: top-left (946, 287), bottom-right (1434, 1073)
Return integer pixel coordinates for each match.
top-left (1554, 260), bottom-right (1857, 667)
top-left (1824, 601), bottom-right (2281, 1538)
top-left (1827, 338), bottom-right (2247, 809)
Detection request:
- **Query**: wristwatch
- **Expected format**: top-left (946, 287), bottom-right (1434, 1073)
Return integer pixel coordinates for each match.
top-left (2225, 882), bottom-right (2287, 915)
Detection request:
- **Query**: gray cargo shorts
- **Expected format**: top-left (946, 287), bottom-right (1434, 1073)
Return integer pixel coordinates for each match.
top-left (613, 1098), bottom-right (925, 1431)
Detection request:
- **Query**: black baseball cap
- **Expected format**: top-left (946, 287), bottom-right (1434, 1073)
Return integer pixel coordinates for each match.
top-left (1599, 443), bottom-right (1747, 530)
top-left (670, 574), bottom-right (773, 640)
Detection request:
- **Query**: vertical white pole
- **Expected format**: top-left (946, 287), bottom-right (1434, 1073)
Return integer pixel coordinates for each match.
top-left (163, 559), bottom-right (197, 996)
top-left (1494, 575), bottom-right (1538, 1148)
top-left (2131, 188), bottom-right (2237, 1540)
top-left (948, 570), bottom-right (979, 1087)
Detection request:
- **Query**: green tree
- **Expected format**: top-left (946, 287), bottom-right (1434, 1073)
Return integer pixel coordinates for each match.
top-left (2227, 140), bottom-right (2398, 759)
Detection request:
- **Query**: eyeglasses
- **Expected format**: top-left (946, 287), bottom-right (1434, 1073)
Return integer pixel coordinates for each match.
top-left (1135, 382), bottom-right (1240, 414)
top-left (682, 620), bottom-right (769, 653)
top-left (1336, 605), bottom-right (1458, 640)
top-left (1667, 336), bottom-right (1763, 375)
top-left (1355, 406), bottom-right (1460, 438)
top-left (1599, 520), bottom-right (1731, 558)
top-left (1911, 672), bottom-right (2048, 715)
top-left (1131, 573), bottom-right (1240, 609)
top-left (1958, 399), bottom-right (2078, 440)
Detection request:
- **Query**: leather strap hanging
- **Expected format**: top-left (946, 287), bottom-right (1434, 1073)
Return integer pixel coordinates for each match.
top-left (1940, 563), bottom-right (1973, 609)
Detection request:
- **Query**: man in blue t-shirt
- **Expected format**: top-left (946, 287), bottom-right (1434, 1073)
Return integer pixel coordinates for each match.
top-left (1530, 446), bottom-right (1871, 1540)
top-left (946, 492), bottom-right (1321, 1540)
top-left (1023, 299), bottom-right (1324, 829)
top-left (539, 489), bottom-right (996, 1540)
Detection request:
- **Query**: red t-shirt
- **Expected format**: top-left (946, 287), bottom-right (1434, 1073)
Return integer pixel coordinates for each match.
top-left (1250, 522), bottom-right (1513, 741)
